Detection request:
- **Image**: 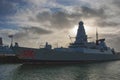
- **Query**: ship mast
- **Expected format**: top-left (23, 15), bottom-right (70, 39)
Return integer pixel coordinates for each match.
top-left (96, 26), bottom-right (99, 45)
top-left (0, 37), bottom-right (3, 45)
top-left (8, 35), bottom-right (13, 47)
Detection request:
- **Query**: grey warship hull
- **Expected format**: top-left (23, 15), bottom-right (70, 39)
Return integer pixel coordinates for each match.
top-left (13, 47), bottom-right (120, 63)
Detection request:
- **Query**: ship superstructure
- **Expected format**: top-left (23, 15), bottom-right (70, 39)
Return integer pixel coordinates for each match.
top-left (55, 21), bottom-right (114, 54)
top-left (0, 37), bottom-right (14, 56)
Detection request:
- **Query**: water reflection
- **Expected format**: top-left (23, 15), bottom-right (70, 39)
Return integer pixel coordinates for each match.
top-left (12, 64), bottom-right (90, 80)
top-left (1, 61), bottom-right (120, 80)
top-left (0, 64), bottom-right (21, 80)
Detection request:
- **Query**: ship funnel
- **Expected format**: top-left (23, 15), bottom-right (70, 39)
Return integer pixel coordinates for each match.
top-left (0, 37), bottom-right (3, 45)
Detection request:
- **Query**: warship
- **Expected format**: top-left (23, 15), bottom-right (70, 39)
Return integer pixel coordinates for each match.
top-left (13, 21), bottom-right (120, 63)
top-left (0, 37), bottom-right (19, 63)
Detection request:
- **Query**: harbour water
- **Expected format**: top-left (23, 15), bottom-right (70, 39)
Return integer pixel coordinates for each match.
top-left (0, 61), bottom-right (120, 80)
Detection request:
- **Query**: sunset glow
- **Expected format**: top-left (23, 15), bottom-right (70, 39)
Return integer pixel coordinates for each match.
top-left (70, 25), bottom-right (95, 36)
top-left (71, 25), bottom-right (78, 35)
top-left (0, 0), bottom-right (120, 51)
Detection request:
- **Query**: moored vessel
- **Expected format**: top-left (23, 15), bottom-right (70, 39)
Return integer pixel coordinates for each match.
top-left (13, 21), bottom-right (120, 63)
top-left (0, 37), bottom-right (19, 63)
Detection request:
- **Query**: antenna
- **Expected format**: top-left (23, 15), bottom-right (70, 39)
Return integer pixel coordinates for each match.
top-left (96, 26), bottom-right (99, 45)
top-left (0, 37), bottom-right (3, 45)
top-left (68, 35), bottom-right (72, 43)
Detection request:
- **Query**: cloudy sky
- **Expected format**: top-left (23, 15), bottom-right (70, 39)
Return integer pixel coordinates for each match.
top-left (0, 0), bottom-right (120, 51)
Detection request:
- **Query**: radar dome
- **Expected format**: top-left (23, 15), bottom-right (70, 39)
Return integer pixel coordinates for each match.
top-left (79, 21), bottom-right (84, 25)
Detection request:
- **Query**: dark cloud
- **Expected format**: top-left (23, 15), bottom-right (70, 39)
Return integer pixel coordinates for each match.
top-left (13, 26), bottom-right (52, 39)
top-left (14, 31), bottom-right (28, 40)
top-left (50, 12), bottom-right (73, 29)
top-left (30, 11), bottom-right (75, 29)
top-left (80, 6), bottom-right (106, 18)
top-left (35, 11), bottom-right (51, 23)
top-left (0, 0), bottom-right (16, 17)
top-left (29, 6), bottom-right (107, 29)
top-left (22, 27), bottom-right (52, 34)
top-left (0, 0), bottom-right (29, 20)
top-left (95, 21), bottom-right (120, 27)
top-left (113, 0), bottom-right (120, 7)
top-left (79, 6), bottom-right (120, 27)
top-left (56, 0), bottom-right (80, 6)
